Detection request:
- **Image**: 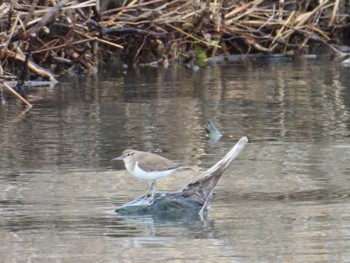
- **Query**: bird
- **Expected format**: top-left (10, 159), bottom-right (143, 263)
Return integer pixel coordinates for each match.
top-left (113, 149), bottom-right (184, 200)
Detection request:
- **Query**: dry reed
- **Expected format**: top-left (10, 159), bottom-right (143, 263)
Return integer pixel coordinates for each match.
top-left (0, 0), bottom-right (348, 82)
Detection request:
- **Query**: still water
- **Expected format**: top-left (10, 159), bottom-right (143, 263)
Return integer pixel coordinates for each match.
top-left (1, 58), bottom-right (350, 262)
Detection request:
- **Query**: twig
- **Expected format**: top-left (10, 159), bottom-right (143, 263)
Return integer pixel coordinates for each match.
top-left (102, 0), bottom-right (165, 16)
top-left (166, 23), bottom-right (221, 48)
top-left (225, 0), bottom-right (264, 22)
top-left (74, 30), bottom-right (124, 49)
top-left (329, 0), bottom-right (339, 26)
top-left (95, 37), bottom-right (124, 49)
top-left (105, 0), bottom-right (140, 25)
top-left (3, 13), bottom-right (20, 50)
top-left (0, 80), bottom-right (32, 108)
top-left (16, 0), bottom-right (96, 16)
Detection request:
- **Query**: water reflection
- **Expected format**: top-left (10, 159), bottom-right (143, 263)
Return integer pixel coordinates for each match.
top-left (1, 58), bottom-right (350, 262)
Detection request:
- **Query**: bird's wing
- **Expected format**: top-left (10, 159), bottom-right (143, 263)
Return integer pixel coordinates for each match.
top-left (141, 152), bottom-right (181, 172)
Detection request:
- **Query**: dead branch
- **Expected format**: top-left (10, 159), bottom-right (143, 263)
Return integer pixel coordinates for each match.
top-left (0, 79), bottom-right (32, 107)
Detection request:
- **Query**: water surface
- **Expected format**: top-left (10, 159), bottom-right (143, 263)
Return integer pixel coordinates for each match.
top-left (1, 58), bottom-right (350, 262)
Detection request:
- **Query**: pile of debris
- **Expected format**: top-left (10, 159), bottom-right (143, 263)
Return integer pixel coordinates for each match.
top-left (0, 0), bottom-right (349, 83)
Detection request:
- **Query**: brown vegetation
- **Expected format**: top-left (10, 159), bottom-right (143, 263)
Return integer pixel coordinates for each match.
top-left (0, 0), bottom-right (349, 83)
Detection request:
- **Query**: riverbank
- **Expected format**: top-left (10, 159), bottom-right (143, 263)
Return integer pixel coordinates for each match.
top-left (0, 0), bottom-right (349, 83)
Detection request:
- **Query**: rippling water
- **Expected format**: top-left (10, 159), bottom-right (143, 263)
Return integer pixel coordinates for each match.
top-left (1, 58), bottom-right (350, 262)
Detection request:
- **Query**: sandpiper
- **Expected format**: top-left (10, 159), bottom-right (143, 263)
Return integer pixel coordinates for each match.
top-left (114, 149), bottom-right (184, 199)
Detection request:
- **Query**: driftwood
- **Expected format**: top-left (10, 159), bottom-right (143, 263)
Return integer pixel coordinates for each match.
top-left (116, 136), bottom-right (249, 217)
top-left (0, 48), bottom-right (57, 82)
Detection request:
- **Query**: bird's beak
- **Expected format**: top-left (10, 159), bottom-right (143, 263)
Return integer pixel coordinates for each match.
top-left (112, 156), bottom-right (123, 161)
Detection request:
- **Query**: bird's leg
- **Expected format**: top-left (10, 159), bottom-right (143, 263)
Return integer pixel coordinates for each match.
top-left (138, 181), bottom-right (154, 199)
top-left (150, 181), bottom-right (157, 200)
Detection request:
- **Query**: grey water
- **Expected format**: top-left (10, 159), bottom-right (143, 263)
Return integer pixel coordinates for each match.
top-left (1, 57), bottom-right (350, 262)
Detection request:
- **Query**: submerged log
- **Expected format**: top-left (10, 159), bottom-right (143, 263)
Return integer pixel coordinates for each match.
top-left (116, 136), bottom-right (249, 217)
